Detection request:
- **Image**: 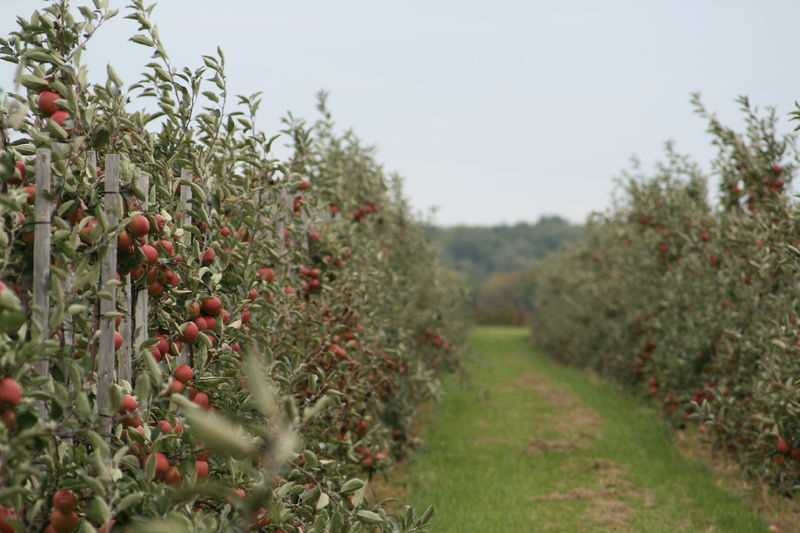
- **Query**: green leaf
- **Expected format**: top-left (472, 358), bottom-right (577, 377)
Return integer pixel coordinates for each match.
top-left (23, 49), bottom-right (60, 64)
top-left (315, 491), bottom-right (330, 510)
top-left (18, 74), bottom-right (50, 90)
top-left (92, 128), bottom-right (110, 149)
top-left (75, 391), bottom-right (91, 421)
top-left (356, 510), bottom-right (383, 524)
top-left (340, 478), bottom-right (364, 494)
top-left (420, 504), bottom-right (434, 524)
top-left (301, 394), bottom-right (330, 423)
top-left (67, 304), bottom-right (87, 315)
top-left (182, 405), bottom-right (255, 458)
top-left (79, 474), bottom-right (105, 496)
top-left (771, 339), bottom-right (789, 350)
top-left (48, 119), bottom-right (69, 140)
top-left (130, 35), bottom-right (154, 47)
top-left (117, 492), bottom-right (143, 513)
top-left (106, 63), bottom-right (124, 87)
top-left (244, 355), bottom-right (277, 418)
top-left (87, 496), bottom-right (111, 524)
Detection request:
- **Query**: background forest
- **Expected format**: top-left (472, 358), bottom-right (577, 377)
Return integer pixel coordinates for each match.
top-left (426, 216), bottom-right (583, 324)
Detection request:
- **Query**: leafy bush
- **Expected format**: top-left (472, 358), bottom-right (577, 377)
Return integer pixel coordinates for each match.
top-left (531, 95), bottom-right (800, 493)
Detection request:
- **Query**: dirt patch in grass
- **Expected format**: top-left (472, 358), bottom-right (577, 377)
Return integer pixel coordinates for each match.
top-left (510, 373), bottom-right (604, 441)
top-left (523, 438), bottom-right (585, 455)
top-left (472, 436), bottom-right (520, 446)
top-left (675, 428), bottom-right (800, 533)
top-left (533, 459), bottom-right (643, 532)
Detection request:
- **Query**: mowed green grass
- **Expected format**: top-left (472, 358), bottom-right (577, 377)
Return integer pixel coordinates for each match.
top-left (402, 326), bottom-right (769, 532)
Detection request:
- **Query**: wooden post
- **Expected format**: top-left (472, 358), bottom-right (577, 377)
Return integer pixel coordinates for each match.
top-left (118, 275), bottom-right (132, 384)
top-left (178, 169), bottom-right (192, 365)
top-left (300, 196), bottom-right (310, 254)
top-left (97, 154), bottom-right (120, 433)
top-left (179, 169), bottom-right (193, 229)
top-left (203, 175), bottom-right (212, 243)
top-left (62, 271), bottom-right (75, 355)
top-left (32, 149), bottom-right (52, 366)
top-left (31, 149), bottom-right (52, 416)
top-left (133, 172), bottom-right (150, 359)
top-left (87, 152), bottom-right (101, 362)
top-left (275, 185), bottom-right (290, 256)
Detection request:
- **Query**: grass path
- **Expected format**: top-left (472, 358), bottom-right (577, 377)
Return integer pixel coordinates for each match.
top-left (393, 326), bottom-right (772, 532)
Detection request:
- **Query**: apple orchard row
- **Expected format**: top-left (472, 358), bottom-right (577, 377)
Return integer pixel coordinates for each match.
top-left (531, 96), bottom-right (800, 494)
top-left (0, 2), bottom-right (466, 532)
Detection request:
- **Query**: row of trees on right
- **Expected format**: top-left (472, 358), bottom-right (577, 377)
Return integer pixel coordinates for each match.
top-left (531, 94), bottom-right (800, 492)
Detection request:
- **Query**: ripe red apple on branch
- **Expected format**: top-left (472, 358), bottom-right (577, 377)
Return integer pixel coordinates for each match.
top-left (37, 90), bottom-right (61, 115)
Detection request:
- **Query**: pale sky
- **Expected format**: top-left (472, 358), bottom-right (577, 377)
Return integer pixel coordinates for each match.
top-left (1, 1), bottom-right (799, 225)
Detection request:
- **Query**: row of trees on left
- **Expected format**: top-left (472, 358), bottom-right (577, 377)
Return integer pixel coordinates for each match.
top-left (0, 2), bottom-right (468, 532)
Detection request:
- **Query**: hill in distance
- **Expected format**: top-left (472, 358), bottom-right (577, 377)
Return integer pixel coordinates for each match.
top-left (425, 216), bottom-right (584, 325)
top-left (426, 215), bottom-right (583, 282)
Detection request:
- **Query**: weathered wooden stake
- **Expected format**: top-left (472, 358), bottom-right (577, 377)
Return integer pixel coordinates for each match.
top-left (178, 169), bottom-right (193, 365)
top-left (118, 274), bottom-right (132, 384)
top-left (32, 149), bottom-right (52, 415)
top-left (133, 172), bottom-right (150, 359)
top-left (32, 148), bottom-right (52, 351)
top-left (97, 154), bottom-right (120, 433)
top-left (179, 169), bottom-right (193, 229)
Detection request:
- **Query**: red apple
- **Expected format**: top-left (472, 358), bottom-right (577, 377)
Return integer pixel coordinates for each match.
top-left (119, 394), bottom-right (137, 414)
top-left (777, 438), bottom-right (791, 455)
top-left (0, 507), bottom-right (17, 533)
top-left (38, 90), bottom-right (62, 115)
top-left (0, 378), bottom-right (21, 408)
top-left (202, 297), bottom-right (221, 316)
top-left (186, 302), bottom-right (201, 320)
top-left (156, 335), bottom-right (170, 355)
top-left (128, 215), bottom-right (150, 237)
top-left (118, 230), bottom-right (133, 250)
top-left (168, 380), bottom-right (185, 396)
top-left (192, 392), bottom-right (210, 409)
top-left (164, 466), bottom-right (182, 486)
top-left (174, 365), bottom-right (194, 384)
top-left (147, 283), bottom-right (164, 297)
top-left (202, 248), bottom-right (216, 265)
top-left (52, 490), bottom-right (78, 513)
top-left (49, 509), bottom-right (79, 533)
top-left (23, 185), bottom-right (36, 204)
top-left (122, 414), bottom-right (143, 429)
top-left (140, 244), bottom-right (159, 265)
top-left (180, 322), bottom-right (199, 343)
top-left (144, 452), bottom-right (169, 479)
top-left (12, 161), bottom-right (26, 183)
top-left (195, 459), bottom-right (209, 481)
top-left (154, 239), bottom-right (174, 257)
top-left (50, 110), bottom-right (70, 128)
top-left (193, 317), bottom-right (208, 331)
top-left (257, 268), bottom-right (275, 282)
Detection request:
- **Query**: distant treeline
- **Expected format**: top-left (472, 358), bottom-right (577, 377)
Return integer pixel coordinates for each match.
top-left (426, 216), bottom-right (583, 324)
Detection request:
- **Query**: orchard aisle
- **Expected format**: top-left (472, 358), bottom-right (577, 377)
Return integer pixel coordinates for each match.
top-left (397, 327), bottom-right (773, 532)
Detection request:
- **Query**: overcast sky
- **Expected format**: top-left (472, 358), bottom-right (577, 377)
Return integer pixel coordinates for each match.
top-left (1, 1), bottom-right (799, 225)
